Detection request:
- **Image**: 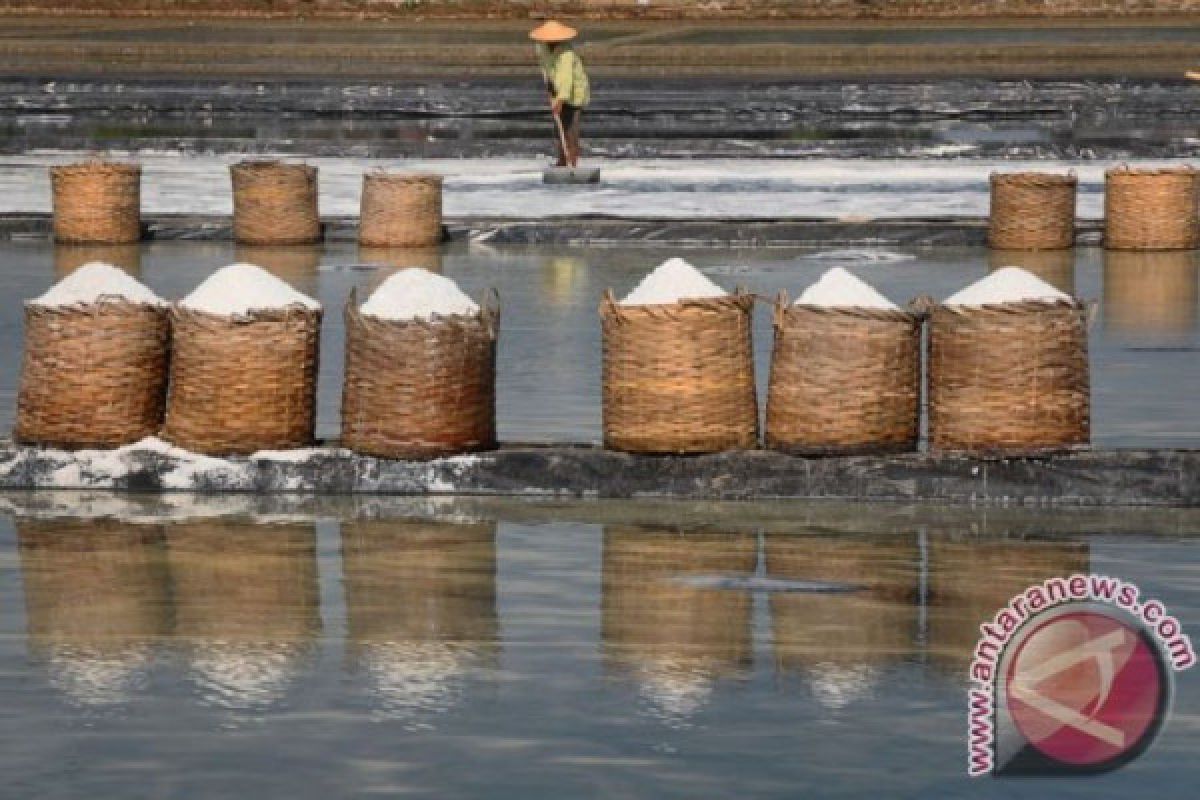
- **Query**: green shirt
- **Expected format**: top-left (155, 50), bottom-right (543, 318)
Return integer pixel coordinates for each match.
top-left (536, 44), bottom-right (590, 108)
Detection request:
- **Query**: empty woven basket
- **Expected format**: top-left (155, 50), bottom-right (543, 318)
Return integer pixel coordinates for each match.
top-left (51, 161), bottom-right (142, 245)
top-left (1105, 166), bottom-right (1199, 251)
top-left (988, 171), bottom-right (1077, 251)
top-left (601, 290), bottom-right (758, 454)
top-left (359, 172), bottom-right (443, 248)
top-left (230, 160), bottom-right (321, 246)
top-left (766, 296), bottom-right (921, 455)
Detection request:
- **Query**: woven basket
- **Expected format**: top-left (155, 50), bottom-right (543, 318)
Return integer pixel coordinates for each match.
top-left (600, 290), bottom-right (758, 454)
top-left (1105, 165), bottom-right (1200, 251)
top-left (988, 171), bottom-right (1077, 251)
top-left (50, 161), bottom-right (141, 245)
top-left (987, 248), bottom-right (1075, 296)
top-left (162, 304), bottom-right (322, 455)
top-left (54, 244), bottom-right (142, 278)
top-left (766, 533), bottom-right (917, 671)
top-left (359, 172), bottom-right (443, 248)
top-left (1103, 249), bottom-right (1198, 337)
top-left (341, 289), bottom-right (497, 460)
top-left (766, 296), bottom-right (920, 455)
top-left (230, 160), bottom-right (321, 246)
top-left (928, 300), bottom-right (1090, 454)
top-left (16, 300), bottom-right (169, 448)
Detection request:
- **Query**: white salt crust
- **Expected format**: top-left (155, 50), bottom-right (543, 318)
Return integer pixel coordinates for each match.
top-left (31, 262), bottom-right (165, 308)
top-left (794, 267), bottom-right (900, 310)
top-left (945, 266), bottom-right (1071, 307)
top-left (620, 257), bottom-right (728, 306)
top-left (359, 268), bottom-right (479, 321)
top-left (180, 263), bottom-right (320, 315)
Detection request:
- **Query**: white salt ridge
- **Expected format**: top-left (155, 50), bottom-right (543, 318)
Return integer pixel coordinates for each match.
top-left (181, 263), bottom-right (319, 315)
top-left (31, 262), bottom-right (165, 308)
top-left (359, 268), bottom-right (479, 321)
top-left (945, 266), bottom-right (1071, 307)
top-left (620, 257), bottom-right (728, 306)
top-left (795, 267), bottom-right (900, 310)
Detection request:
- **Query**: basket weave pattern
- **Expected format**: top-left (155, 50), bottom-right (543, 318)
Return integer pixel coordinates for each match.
top-left (601, 291), bottom-right (758, 454)
top-left (766, 301), bottom-right (920, 455)
top-left (230, 161), bottom-right (321, 246)
top-left (359, 172), bottom-right (444, 248)
top-left (928, 301), bottom-right (1090, 454)
top-left (16, 303), bottom-right (169, 448)
top-left (988, 172), bottom-right (1077, 250)
top-left (51, 162), bottom-right (141, 245)
top-left (1105, 166), bottom-right (1199, 251)
top-left (162, 306), bottom-right (321, 455)
top-left (341, 295), bottom-right (497, 460)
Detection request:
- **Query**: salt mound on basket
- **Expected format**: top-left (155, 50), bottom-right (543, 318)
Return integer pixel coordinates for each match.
top-left (180, 263), bottom-right (319, 315)
top-left (945, 266), bottom-right (1071, 308)
top-left (31, 261), bottom-right (164, 308)
top-left (621, 257), bottom-right (727, 306)
top-left (795, 267), bottom-right (899, 310)
top-left (360, 268), bottom-right (479, 321)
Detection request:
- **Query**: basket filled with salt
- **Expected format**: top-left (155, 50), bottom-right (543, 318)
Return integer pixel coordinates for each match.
top-left (1105, 165), bottom-right (1199, 251)
top-left (15, 262), bottom-right (169, 448)
top-left (766, 268), bottom-right (920, 455)
top-left (162, 263), bottom-right (321, 455)
top-left (230, 160), bottom-right (321, 246)
top-left (928, 267), bottom-right (1090, 455)
top-left (341, 268), bottom-right (497, 460)
top-left (987, 171), bottom-right (1077, 251)
top-left (601, 258), bottom-right (757, 454)
top-left (359, 171), bottom-right (443, 248)
top-left (50, 161), bottom-right (142, 245)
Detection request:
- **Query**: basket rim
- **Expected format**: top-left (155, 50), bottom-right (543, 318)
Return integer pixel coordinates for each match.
top-left (51, 161), bottom-right (142, 176)
top-left (774, 289), bottom-right (917, 322)
top-left (600, 287), bottom-right (755, 318)
top-left (363, 170), bottom-right (445, 184)
top-left (989, 170), bottom-right (1077, 185)
top-left (171, 302), bottom-right (323, 325)
top-left (230, 159), bottom-right (315, 173)
top-left (26, 297), bottom-right (167, 313)
top-left (345, 286), bottom-right (499, 332)
top-left (936, 297), bottom-right (1084, 315)
top-left (1106, 165), bottom-right (1199, 177)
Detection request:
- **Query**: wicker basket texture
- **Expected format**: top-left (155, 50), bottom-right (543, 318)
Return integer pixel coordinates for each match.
top-left (988, 171), bottom-right (1077, 251)
top-left (1105, 166), bottom-right (1200, 251)
top-left (230, 160), bottom-right (321, 246)
top-left (51, 161), bottom-right (142, 245)
top-left (359, 172), bottom-right (443, 248)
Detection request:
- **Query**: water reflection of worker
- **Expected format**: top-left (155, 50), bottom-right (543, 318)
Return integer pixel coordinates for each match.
top-left (530, 20), bottom-right (591, 168)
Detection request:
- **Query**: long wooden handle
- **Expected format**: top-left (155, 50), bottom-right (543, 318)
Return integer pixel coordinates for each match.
top-left (552, 104), bottom-right (570, 159)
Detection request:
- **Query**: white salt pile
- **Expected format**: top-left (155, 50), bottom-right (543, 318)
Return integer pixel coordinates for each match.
top-left (359, 268), bottom-right (479, 321)
top-left (180, 263), bottom-right (320, 315)
top-left (620, 257), bottom-right (727, 306)
top-left (794, 267), bottom-right (900, 310)
top-left (31, 262), bottom-right (165, 308)
top-left (945, 267), bottom-right (1071, 307)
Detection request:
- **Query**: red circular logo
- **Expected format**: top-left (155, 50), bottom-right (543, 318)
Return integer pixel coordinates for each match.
top-left (1005, 609), bottom-right (1167, 770)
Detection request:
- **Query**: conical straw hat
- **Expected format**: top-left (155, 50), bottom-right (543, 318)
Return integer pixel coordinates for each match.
top-left (530, 20), bottom-right (578, 43)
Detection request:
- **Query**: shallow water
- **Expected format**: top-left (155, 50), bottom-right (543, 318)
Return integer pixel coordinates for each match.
top-left (0, 495), bottom-right (1195, 797)
top-left (0, 240), bottom-right (1196, 447)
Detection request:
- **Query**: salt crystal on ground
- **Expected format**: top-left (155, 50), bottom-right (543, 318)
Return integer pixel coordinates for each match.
top-left (620, 257), bottom-right (727, 306)
top-left (31, 262), bottom-right (165, 308)
top-left (794, 267), bottom-right (900, 310)
top-left (945, 267), bottom-right (1071, 307)
top-left (359, 268), bottom-right (479, 321)
top-left (180, 263), bottom-right (320, 315)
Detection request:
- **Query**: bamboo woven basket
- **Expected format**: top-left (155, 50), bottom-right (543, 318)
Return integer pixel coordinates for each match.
top-left (16, 299), bottom-right (169, 448)
top-left (54, 244), bottom-right (142, 278)
top-left (987, 249), bottom-right (1075, 296)
top-left (1105, 165), bottom-right (1200, 251)
top-left (928, 299), bottom-right (1090, 454)
top-left (600, 290), bottom-right (758, 454)
top-left (162, 304), bottom-right (322, 455)
top-left (341, 289), bottom-right (498, 460)
top-left (230, 160), bottom-right (321, 246)
top-left (1103, 249), bottom-right (1198, 338)
top-left (50, 161), bottom-right (141, 245)
top-left (766, 296), bottom-right (921, 455)
top-left (359, 172), bottom-right (444, 248)
top-left (766, 533), bottom-right (918, 673)
top-left (988, 171), bottom-right (1077, 251)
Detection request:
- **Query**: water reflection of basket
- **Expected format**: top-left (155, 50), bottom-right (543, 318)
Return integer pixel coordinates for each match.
top-left (54, 244), bottom-right (142, 278)
top-left (234, 245), bottom-right (322, 298)
top-left (1105, 166), bottom-right (1199, 251)
top-left (359, 172), bottom-right (443, 248)
top-left (51, 161), bottom-right (141, 244)
top-left (230, 160), bottom-right (320, 246)
top-left (987, 249), bottom-right (1075, 296)
top-left (358, 246), bottom-right (444, 288)
top-left (766, 299), bottom-right (920, 455)
top-left (601, 291), bottom-right (758, 454)
top-left (928, 300), bottom-right (1090, 454)
top-left (1103, 249), bottom-right (1198, 337)
top-left (988, 172), bottom-right (1076, 251)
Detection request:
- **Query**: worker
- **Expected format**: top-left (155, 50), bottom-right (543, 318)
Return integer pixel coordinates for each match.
top-left (530, 20), bottom-right (591, 168)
